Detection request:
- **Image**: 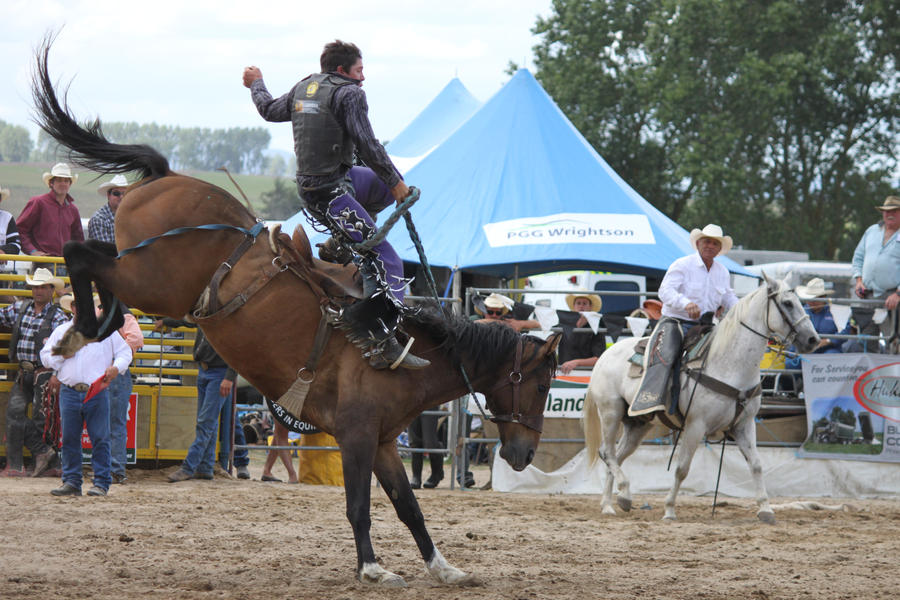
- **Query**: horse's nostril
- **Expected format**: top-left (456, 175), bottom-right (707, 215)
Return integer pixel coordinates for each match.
top-left (525, 448), bottom-right (535, 465)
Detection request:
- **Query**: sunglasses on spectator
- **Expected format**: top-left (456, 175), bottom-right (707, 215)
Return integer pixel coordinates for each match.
top-left (485, 309), bottom-right (504, 316)
top-left (109, 190), bottom-right (124, 197)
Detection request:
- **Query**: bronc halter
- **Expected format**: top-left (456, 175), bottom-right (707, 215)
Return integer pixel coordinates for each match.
top-left (740, 284), bottom-right (811, 347)
top-left (484, 337), bottom-right (549, 434)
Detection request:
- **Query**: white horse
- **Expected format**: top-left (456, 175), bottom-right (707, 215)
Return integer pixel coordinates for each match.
top-left (583, 274), bottom-right (820, 522)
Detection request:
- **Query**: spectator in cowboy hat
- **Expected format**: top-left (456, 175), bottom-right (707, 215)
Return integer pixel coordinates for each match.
top-left (557, 291), bottom-right (606, 374)
top-left (88, 174), bottom-right (129, 244)
top-left (0, 267), bottom-right (68, 477)
top-left (785, 278), bottom-right (843, 369)
top-left (850, 195), bottom-right (900, 352)
top-left (658, 223), bottom-right (739, 333)
top-left (473, 292), bottom-right (540, 333)
top-left (17, 162), bottom-right (84, 258)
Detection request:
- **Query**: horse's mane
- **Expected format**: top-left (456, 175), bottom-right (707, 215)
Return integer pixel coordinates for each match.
top-left (405, 305), bottom-right (555, 375)
top-left (708, 282), bottom-right (769, 356)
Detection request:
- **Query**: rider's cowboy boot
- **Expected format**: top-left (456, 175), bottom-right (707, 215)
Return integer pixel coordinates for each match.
top-left (366, 321), bottom-right (430, 370)
top-left (629, 318), bottom-right (683, 419)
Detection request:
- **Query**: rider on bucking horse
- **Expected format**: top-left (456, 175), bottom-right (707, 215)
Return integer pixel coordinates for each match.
top-left (242, 40), bottom-right (429, 370)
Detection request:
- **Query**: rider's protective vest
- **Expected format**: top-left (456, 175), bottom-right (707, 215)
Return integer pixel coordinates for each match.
top-left (291, 73), bottom-right (357, 177)
top-left (9, 301), bottom-right (59, 364)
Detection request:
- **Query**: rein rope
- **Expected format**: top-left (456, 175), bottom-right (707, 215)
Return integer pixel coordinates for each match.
top-left (116, 222), bottom-right (265, 258)
top-left (397, 190), bottom-right (535, 432)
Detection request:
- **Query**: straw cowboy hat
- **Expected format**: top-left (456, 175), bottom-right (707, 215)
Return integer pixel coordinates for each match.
top-left (641, 299), bottom-right (662, 320)
top-left (796, 278), bottom-right (834, 301)
top-left (59, 293), bottom-right (100, 313)
top-left (875, 196), bottom-right (900, 211)
top-left (0, 185), bottom-right (9, 203)
top-left (474, 292), bottom-right (513, 317)
top-left (42, 162), bottom-right (78, 186)
top-left (25, 267), bottom-right (65, 290)
top-left (565, 290), bottom-right (602, 312)
top-left (689, 223), bottom-right (733, 256)
top-left (97, 174), bottom-right (130, 196)
top-left (58, 293), bottom-right (75, 313)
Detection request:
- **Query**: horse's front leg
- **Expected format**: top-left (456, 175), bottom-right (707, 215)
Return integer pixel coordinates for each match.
top-left (663, 421), bottom-right (703, 520)
top-left (56, 240), bottom-right (120, 355)
top-left (731, 415), bottom-right (775, 524)
top-left (372, 441), bottom-right (472, 585)
top-left (339, 435), bottom-right (404, 587)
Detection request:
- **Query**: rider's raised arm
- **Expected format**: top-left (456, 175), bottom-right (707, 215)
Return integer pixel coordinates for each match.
top-left (247, 77), bottom-right (297, 123)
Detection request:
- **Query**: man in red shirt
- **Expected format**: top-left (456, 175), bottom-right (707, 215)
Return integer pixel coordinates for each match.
top-left (17, 163), bottom-right (84, 257)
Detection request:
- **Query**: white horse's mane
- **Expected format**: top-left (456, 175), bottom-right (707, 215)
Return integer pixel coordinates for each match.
top-left (708, 281), bottom-right (774, 357)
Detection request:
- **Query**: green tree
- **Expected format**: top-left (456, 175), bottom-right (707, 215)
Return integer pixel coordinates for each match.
top-left (0, 120), bottom-right (33, 162)
top-left (259, 177), bottom-right (302, 220)
top-left (531, 0), bottom-right (899, 259)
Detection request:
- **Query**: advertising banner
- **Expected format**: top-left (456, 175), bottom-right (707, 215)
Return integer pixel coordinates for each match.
top-left (798, 353), bottom-right (900, 462)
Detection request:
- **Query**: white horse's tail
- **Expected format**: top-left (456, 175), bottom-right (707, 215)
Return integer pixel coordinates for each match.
top-left (583, 386), bottom-right (603, 466)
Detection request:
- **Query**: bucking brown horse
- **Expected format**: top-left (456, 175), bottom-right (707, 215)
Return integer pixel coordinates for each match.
top-left (32, 36), bottom-right (560, 586)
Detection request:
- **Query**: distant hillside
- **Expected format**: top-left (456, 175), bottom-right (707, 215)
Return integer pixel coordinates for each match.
top-left (0, 162), bottom-right (279, 218)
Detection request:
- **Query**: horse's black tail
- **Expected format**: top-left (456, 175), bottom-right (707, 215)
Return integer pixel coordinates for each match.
top-left (31, 31), bottom-right (170, 181)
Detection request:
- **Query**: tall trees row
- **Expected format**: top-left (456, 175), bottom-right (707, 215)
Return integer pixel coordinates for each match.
top-left (530, 0), bottom-right (898, 259)
top-left (15, 120), bottom-right (276, 175)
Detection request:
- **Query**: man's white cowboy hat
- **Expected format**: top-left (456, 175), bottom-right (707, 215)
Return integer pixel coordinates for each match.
top-left (565, 290), bottom-right (602, 312)
top-left (97, 174), bottom-right (130, 197)
top-left (875, 196), bottom-right (900, 212)
top-left (59, 293), bottom-right (100, 313)
top-left (474, 292), bottom-right (513, 317)
top-left (0, 186), bottom-right (9, 203)
top-left (796, 277), bottom-right (834, 301)
top-left (689, 223), bottom-right (733, 256)
top-left (58, 293), bottom-right (75, 313)
top-left (25, 267), bottom-right (65, 290)
top-left (42, 162), bottom-right (78, 186)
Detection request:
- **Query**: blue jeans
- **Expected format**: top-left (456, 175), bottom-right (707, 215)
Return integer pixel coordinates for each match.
top-left (218, 398), bottom-right (248, 469)
top-left (182, 367), bottom-right (228, 476)
top-left (108, 370), bottom-right (133, 476)
top-left (59, 384), bottom-right (111, 491)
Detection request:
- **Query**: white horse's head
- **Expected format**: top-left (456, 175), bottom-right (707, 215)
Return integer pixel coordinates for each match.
top-left (761, 271), bottom-right (820, 353)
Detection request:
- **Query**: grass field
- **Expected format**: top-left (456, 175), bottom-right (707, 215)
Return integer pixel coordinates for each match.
top-left (0, 162), bottom-right (278, 218)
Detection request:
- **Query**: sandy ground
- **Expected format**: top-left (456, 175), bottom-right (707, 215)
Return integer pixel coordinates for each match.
top-left (2, 454), bottom-right (898, 600)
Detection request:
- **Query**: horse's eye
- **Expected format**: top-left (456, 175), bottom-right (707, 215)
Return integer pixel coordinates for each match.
top-left (782, 300), bottom-right (793, 309)
top-left (537, 384), bottom-right (549, 394)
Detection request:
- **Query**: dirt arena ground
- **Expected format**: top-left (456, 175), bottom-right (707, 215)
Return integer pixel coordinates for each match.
top-left (2, 457), bottom-right (898, 600)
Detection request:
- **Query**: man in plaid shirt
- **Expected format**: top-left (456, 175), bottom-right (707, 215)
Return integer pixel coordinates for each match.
top-left (87, 174), bottom-right (129, 245)
top-left (0, 268), bottom-right (68, 477)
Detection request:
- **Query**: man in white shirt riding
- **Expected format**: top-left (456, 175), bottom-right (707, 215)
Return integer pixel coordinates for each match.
top-left (659, 223), bottom-right (738, 330)
top-left (630, 224), bottom-right (738, 422)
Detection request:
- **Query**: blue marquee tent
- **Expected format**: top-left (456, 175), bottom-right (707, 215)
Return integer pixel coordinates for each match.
top-left (386, 77), bottom-right (480, 160)
top-left (386, 68), bottom-right (750, 279)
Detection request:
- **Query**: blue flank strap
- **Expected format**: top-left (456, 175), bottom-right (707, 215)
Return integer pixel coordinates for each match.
top-left (116, 221), bottom-right (265, 258)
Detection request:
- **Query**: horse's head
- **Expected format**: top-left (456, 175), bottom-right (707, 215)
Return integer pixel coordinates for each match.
top-left (484, 333), bottom-right (561, 471)
top-left (762, 272), bottom-right (820, 353)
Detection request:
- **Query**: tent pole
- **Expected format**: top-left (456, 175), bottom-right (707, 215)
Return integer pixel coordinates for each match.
top-left (452, 267), bottom-right (462, 316)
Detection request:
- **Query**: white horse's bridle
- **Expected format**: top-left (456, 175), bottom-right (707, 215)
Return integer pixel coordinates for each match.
top-left (741, 286), bottom-right (811, 347)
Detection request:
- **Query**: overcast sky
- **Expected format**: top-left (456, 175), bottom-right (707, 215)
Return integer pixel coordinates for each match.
top-left (1, 0), bottom-right (553, 155)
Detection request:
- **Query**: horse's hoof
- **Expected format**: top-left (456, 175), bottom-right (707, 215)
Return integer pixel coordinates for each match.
top-left (426, 547), bottom-right (475, 585)
top-left (757, 511), bottom-right (776, 525)
top-left (661, 514), bottom-right (677, 521)
top-left (601, 505), bottom-right (616, 516)
top-left (617, 496), bottom-right (633, 512)
top-left (358, 563), bottom-right (407, 587)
